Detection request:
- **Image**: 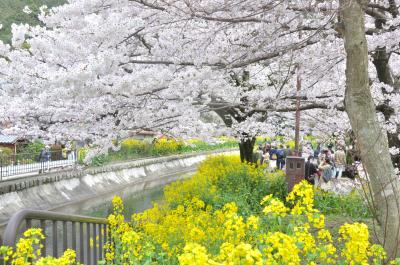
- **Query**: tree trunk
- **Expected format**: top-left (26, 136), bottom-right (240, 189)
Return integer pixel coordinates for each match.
top-left (372, 47), bottom-right (394, 87)
top-left (372, 47), bottom-right (400, 168)
top-left (239, 137), bottom-right (256, 163)
top-left (341, 0), bottom-right (400, 258)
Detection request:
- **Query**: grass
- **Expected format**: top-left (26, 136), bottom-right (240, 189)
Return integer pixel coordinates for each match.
top-left (315, 189), bottom-right (381, 246)
top-left (314, 189), bottom-right (372, 219)
top-left (89, 140), bottom-right (238, 166)
top-left (325, 214), bottom-right (381, 246)
top-left (0, 0), bottom-right (65, 43)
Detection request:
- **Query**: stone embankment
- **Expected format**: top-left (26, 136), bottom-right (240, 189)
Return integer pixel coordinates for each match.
top-left (0, 150), bottom-right (237, 224)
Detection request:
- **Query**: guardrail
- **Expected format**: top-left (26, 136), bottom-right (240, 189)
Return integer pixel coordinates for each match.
top-left (2, 209), bottom-right (108, 264)
top-left (0, 151), bottom-right (77, 180)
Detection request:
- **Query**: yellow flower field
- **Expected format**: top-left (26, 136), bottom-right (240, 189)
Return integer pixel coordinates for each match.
top-left (2, 155), bottom-right (398, 264)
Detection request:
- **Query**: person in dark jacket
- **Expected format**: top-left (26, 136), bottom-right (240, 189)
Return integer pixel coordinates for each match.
top-left (269, 145), bottom-right (278, 169)
top-left (269, 145), bottom-right (277, 160)
top-left (305, 156), bottom-right (317, 185)
top-left (38, 145), bottom-right (51, 173)
top-left (276, 145), bottom-right (286, 170)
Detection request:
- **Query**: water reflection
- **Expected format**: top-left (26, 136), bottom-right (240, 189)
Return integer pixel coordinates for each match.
top-left (81, 186), bottom-right (165, 219)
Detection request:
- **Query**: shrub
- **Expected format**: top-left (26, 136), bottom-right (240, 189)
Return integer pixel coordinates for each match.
top-left (164, 156), bottom-right (287, 213)
top-left (77, 148), bottom-right (88, 164)
top-left (152, 138), bottom-right (183, 155)
top-left (106, 179), bottom-right (387, 264)
top-left (0, 147), bottom-right (13, 157)
top-left (18, 140), bottom-right (45, 155)
top-left (0, 147), bottom-right (13, 166)
top-left (120, 139), bottom-right (148, 156)
top-left (215, 169), bottom-right (287, 216)
top-left (314, 190), bottom-right (372, 219)
top-left (91, 154), bottom-right (111, 167)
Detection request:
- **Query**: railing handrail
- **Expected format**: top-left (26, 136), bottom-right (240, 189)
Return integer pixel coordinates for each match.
top-left (2, 149), bottom-right (75, 155)
top-left (0, 150), bottom-right (77, 159)
top-left (2, 209), bottom-right (108, 248)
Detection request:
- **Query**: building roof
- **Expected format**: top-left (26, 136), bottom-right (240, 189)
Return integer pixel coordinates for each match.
top-left (136, 130), bottom-right (158, 136)
top-left (0, 134), bottom-right (19, 144)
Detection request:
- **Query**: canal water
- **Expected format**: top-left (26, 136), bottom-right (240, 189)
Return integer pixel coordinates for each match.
top-left (80, 185), bottom-right (165, 219)
top-left (52, 171), bottom-right (194, 219)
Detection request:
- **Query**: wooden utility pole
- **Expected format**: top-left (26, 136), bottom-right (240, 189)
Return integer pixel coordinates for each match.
top-left (294, 65), bottom-right (301, 156)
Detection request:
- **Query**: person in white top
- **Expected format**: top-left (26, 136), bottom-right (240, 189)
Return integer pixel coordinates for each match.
top-left (334, 146), bottom-right (346, 178)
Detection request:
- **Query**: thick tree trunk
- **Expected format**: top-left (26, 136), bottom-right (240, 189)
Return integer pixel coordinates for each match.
top-left (372, 47), bottom-right (393, 87)
top-left (341, 0), bottom-right (400, 258)
top-left (372, 47), bottom-right (400, 168)
top-left (239, 137), bottom-right (256, 163)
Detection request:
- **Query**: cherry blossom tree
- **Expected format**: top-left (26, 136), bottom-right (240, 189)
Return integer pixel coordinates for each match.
top-left (0, 0), bottom-right (397, 155)
top-left (0, 0), bottom-right (342, 158)
top-left (2, 0), bottom-right (400, 256)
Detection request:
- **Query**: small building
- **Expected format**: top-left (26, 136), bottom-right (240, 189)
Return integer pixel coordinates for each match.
top-left (130, 130), bottom-right (161, 141)
top-left (0, 134), bottom-right (24, 155)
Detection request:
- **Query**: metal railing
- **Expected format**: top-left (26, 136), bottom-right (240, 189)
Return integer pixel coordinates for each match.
top-left (2, 209), bottom-right (108, 264)
top-left (0, 150), bottom-right (77, 180)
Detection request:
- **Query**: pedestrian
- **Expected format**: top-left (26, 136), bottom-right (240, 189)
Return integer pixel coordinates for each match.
top-left (318, 157), bottom-right (334, 189)
top-left (325, 145), bottom-right (337, 180)
top-left (263, 142), bottom-right (271, 155)
top-left (38, 145), bottom-right (51, 173)
top-left (334, 145), bottom-right (346, 178)
top-left (256, 144), bottom-right (264, 165)
top-left (269, 145), bottom-right (278, 169)
top-left (305, 156), bottom-right (318, 185)
top-left (276, 145), bottom-right (285, 170)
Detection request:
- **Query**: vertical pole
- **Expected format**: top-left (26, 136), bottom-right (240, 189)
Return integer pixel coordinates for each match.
top-left (40, 220), bottom-right (47, 256)
top-left (62, 221), bottom-right (68, 251)
top-left (93, 223), bottom-right (97, 265)
top-left (79, 222), bottom-right (84, 263)
top-left (72, 221), bottom-right (76, 251)
top-left (98, 224), bottom-right (103, 260)
top-left (294, 65), bottom-right (301, 157)
top-left (87, 223), bottom-right (91, 265)
top-left (0, 157), bottom-right (3, 181)
top-left (40, 220), bottom-right (47, 255)
top-left (52, 220), bottom-right (58, 257)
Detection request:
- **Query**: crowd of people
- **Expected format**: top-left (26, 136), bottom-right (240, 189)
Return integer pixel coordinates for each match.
top-left (304, 143), bottom-right (349, 188)
top-left (255, 142), bottom-right (293, 170)
top-left (255, 138), bottom-right (357, 188)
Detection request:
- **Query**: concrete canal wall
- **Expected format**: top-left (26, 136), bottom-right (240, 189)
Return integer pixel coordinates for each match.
top-left (0, 150), bottom-right (237, 224)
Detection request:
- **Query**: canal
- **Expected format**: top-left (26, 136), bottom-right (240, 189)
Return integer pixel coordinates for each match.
top-left (52, 171), bottom-right (194, 218)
